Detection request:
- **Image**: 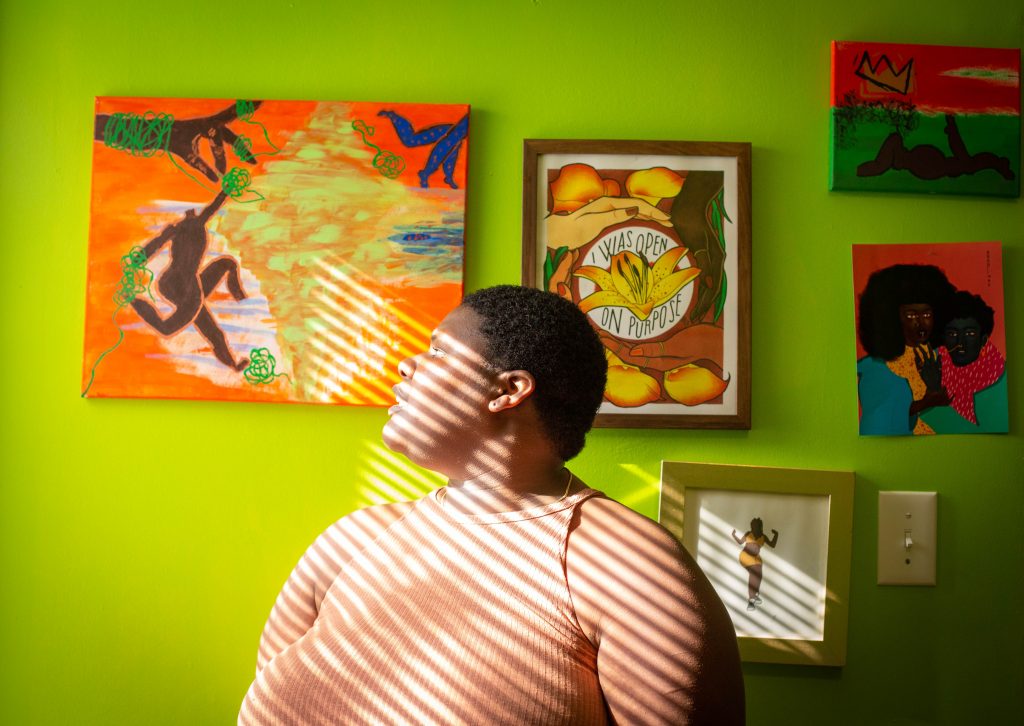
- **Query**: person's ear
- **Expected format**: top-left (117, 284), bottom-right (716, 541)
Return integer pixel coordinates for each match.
top-left (488, 370), bottom-right (536, 412)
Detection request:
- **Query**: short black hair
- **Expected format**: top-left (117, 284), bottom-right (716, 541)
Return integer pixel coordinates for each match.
top-left (857, 264), bottom-right (955, 360)
top-left (461, 285), bottom-right (607, 461)
top-left (947, 290), bottom-right (995, 338)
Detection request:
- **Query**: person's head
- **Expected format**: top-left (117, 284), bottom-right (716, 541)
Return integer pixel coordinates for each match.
top-left (897, 303), bottom-right (934, 346)
top-left (750, 518), bottom-right (763, 536)
top-left (858, 264), bottom-right (955, 360)
top-left (382, 285), bottom-right (607, 475)
top-left (943, 290), bottom-right (995, 367)
top-left (461, 285), bottom-right (607, 461)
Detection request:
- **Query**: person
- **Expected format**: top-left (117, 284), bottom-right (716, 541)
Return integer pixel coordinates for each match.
top-left (856, 264), bottom-right (955, 435)
top-left (238, 285), bottom-right (744, 725)
top-left (921, 290), bottom-right (1008, 433)
top-left (731, 518), bottom-right (778, 611)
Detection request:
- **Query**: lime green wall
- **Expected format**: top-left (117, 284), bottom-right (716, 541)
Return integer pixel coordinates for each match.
top-left (1, 1), bottom-right (1020, 723)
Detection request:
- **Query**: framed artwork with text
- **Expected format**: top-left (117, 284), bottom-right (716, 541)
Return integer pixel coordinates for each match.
top-left (522, 139), bottom-right (751, 429)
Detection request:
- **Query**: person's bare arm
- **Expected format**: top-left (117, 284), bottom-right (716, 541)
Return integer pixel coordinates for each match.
top-left (566, 497), bottom-right (744, 725)
top-left (254, 501), bottom-right (412, 673)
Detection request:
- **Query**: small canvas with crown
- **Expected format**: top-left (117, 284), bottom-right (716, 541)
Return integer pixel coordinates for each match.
top-left (830, 41), bottom-right (1020, 197)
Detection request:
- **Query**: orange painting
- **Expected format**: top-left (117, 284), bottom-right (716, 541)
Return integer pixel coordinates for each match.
top-left (82, 97), bottom-right (468, 405)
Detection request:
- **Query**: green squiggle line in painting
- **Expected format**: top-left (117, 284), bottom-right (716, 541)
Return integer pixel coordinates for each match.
top-left (243, 348), bottom-right (292, 386)
top-left (222, 167), bottom-right (264, 202)
top-left (352, 120), bottom-right (406, 179)
top-left (236, 99), bottom-right (281, 158)
top-left (82, 246), bottom-right (156, 397)
top-left (103, 112), bottom-right (174, 157)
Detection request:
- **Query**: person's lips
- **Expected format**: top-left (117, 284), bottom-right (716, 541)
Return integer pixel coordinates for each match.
top-left (389, 384), bottom-right (409, 416)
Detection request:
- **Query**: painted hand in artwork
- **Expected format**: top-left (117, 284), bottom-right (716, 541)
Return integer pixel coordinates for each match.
top-left (94, 101), bottom-right (262, 182)
top-left (912, 344), bottom-right (952, 411)
top-left (598, 331), bottom-right (729, 408)
top-left (914, 344), bottom-right (942, 391)
top-left (164, 101), bottom-right (262, 181)
top-left (546, 197), bottom-right (672, 250)
top-left (608, 324), bottom-right (724, 372)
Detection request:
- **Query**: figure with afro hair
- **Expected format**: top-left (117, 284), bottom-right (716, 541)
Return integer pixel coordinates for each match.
top-left (856, 264), bottom-right (956, 435)
top-left (921, 289), bottom-right (1008, 433)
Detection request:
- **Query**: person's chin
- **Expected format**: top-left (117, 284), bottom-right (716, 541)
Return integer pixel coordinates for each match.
top-left (381, 414), bottom-right (408, 454)
top-left (382, 415), bottom-right (401, 444)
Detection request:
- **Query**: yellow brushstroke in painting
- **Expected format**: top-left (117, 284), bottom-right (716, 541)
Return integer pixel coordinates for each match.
top-left (215, 103), bottom-right (460, 403)
top-left (311, 257), bottom-right (431, 404)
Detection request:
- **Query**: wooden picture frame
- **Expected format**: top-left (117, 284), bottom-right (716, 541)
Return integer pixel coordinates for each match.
top-left (660, 462), bottom-right (855, 666)
top-left (522, 140), bottom-right (751, 429)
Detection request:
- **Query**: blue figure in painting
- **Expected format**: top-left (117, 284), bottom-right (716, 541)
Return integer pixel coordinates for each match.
top-left (377, 110), bottom-right (469, 189)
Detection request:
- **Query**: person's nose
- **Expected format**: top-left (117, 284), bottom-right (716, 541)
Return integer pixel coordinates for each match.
top-left (398, 355), bottom-right (416, 379)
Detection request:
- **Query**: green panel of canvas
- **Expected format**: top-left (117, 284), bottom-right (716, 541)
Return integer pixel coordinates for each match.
top-left (830, 41), bottom-right (1021, 198)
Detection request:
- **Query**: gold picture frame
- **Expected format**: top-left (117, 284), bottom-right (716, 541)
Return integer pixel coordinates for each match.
top-left (660, 461), bottom-right (855, 666)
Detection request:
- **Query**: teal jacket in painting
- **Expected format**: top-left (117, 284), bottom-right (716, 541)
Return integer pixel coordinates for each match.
top-left (859, 356), bottom-right (1008, 436)
top-left (921, 372), bottom-right (1008, 434)
top-left (857, 355), bottom-right (914, 436)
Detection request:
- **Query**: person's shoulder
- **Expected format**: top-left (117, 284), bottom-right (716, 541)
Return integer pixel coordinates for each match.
top-left (339, 499), bottom-right (417, 525)
top-left (317, 498), bottom-right (418, 550)
top-left (577, 494), bottom-right (676, 538)
top-left (574, 493), bottom-right (686, 561)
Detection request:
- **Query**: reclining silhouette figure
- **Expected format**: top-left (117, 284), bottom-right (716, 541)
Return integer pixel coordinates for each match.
top-left (858, 114), bottom-right (1014, 181)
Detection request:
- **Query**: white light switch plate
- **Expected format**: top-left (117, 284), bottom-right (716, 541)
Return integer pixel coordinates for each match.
top-left (878, 491), bottom-right (937, 586)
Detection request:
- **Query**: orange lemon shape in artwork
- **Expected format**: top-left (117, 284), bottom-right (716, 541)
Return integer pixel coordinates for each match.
top-left (664, 363), bottom-right (729, 406)
top-left (625, 167), bottom-right (685, 206)
top-left (550, 164), bottom-right (606, 213)
top-left (575, 246), bottom-right (701, 321)
top-left (604, 349), bottom-right (661, 407)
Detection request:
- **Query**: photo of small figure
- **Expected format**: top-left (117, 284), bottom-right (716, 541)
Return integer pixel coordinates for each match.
top-left (732, 518), bottom-right (779, 611)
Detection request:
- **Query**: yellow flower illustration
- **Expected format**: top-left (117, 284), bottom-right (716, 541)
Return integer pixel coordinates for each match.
top-left (574, 247), bottom-right (701, 321)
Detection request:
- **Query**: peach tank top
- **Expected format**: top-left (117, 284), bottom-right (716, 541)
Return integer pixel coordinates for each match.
top-left (239, 486), bottom-right (608, 725)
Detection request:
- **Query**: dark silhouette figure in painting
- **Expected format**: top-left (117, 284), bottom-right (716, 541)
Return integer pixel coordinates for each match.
top-left (377, 109), bottom-right (468, 189)
top-left (132, 191), bottom-right (250, 371)
top-left (731, 518), bottom-right (778, 611)
top-left (857, 114), bottom-right (1014, 181)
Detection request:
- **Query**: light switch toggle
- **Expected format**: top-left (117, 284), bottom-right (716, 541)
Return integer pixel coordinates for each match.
top-left (878, 491), bottom-right (937, 586)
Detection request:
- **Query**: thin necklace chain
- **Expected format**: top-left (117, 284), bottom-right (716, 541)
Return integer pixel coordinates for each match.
top-left (557, 468), bottom-right (575, 500)
top-left (440, 469), bottom-right (575, 511)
